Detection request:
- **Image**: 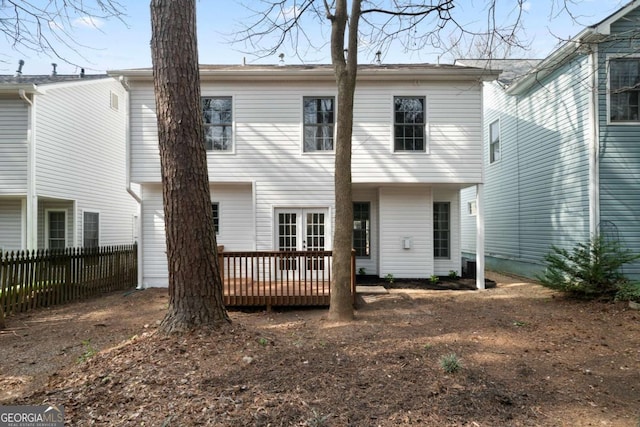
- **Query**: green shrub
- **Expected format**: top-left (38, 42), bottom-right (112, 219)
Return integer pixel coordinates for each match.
top-left (615, 281), bottom-right (640, 302)
top-left (537, 234), bottom-right (640, 300)
top-left (439, 353), bottom-right (462, 373)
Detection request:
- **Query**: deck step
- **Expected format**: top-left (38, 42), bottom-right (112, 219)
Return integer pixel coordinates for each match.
top-left (356, 285), bottom-right (388, 295)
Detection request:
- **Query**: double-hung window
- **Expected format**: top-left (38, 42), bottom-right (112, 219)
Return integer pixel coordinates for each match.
top-left (353, 202), bottom-right (370, 257)
top-left (202, 97), bottom-right (233, 151)
top-left (83, 212), bottom-right (100, 248)
top-left (489, 119), bottom-right (500, 163)
top-left (433, 202), bottom-right (450, 259)
top-left (394, 96), bottom-right (426, 152)
top-left (609, 58), bottom-right (640, 123)
top-left (303, 97), bottom-right (334, 152)
top-left (47, 211), bottom-right (66, 250)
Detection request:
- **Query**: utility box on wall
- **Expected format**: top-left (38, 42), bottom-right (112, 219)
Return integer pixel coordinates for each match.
top-left (403, 238), bottom-right (411, 249)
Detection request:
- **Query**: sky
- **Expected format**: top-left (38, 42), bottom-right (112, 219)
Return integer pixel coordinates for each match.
top-left (0, 0), bottom-right (629, 76)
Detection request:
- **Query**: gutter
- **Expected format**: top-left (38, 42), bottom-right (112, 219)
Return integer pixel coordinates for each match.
top-left (117, 75), bottom-right (144, 289)
top-left (18, 89), bottom-right (38, 250)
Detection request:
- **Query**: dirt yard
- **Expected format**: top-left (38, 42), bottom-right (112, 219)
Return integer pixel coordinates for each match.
top-left (1, 273), bottom-right (639, 426)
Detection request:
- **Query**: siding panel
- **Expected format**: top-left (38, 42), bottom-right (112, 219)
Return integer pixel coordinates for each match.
top-left (0, 99), bottom-right (28, 193)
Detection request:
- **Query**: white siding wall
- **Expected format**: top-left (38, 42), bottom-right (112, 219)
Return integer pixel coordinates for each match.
top-left (352, 82), bottom-right (483, 184)
top-left (129, 80), bottom-right (483, 185)
top-left (379, 186), bottom-right (433, 278)
top-left (34, 78), bottom-right (137, 246)
top-left (460, 185), bottom-right (477, 254)
top-left (142, 183), bottom-right (254, 287)
top-left (129, 75), bottom-right (484, 280)
top-left (0, 99), bottom-right (28, 194)
top-left (0, 198), bottom-right (23, 251)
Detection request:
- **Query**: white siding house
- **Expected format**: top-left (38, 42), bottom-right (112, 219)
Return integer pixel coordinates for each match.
top-left (112, 64), bottom-right (497, 288)
top-left (0, 72), bottom-right (138, 253)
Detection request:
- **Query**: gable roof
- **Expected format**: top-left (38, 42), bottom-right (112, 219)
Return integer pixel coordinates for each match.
top-left (109, 63), bottom-right (500, 83)
top-left (454, 59), bottom-right (541, 86)
top-left (506, 0), bottom-right (640, 95)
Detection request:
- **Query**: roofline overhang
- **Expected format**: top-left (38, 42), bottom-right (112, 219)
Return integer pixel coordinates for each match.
top-left (507, 0), bottom-right (640, 95)
top-left (0, 83), bottom-right (40, 95)
top-left (108, 65), bottom-right (500, 83)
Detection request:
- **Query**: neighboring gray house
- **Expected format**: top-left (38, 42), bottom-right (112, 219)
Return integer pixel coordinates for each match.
top-left (460, 1), bottom-right (640, 280)
top-left (0, 71), bottom-right (138, 252)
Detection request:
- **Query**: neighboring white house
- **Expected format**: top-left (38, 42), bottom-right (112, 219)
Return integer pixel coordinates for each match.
top-left (0, 70), bottom-right (138, 252)
top-left (111, 64), bottom-right (497, 288)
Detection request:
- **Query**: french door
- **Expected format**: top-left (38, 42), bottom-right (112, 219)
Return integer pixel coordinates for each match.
top-left (275, 208), bottom-right (328, 277)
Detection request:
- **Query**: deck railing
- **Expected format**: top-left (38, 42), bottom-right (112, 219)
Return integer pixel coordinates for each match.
top-left (0, 244), bottom-right (137, 317)
top-left (219, 249), bottom-right (356, 308)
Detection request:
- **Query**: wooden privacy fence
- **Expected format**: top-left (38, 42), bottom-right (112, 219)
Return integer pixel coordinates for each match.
top-left (0, 244), bottom-right (137, 317)
top-left (218, 249), bottom-right (356, 308)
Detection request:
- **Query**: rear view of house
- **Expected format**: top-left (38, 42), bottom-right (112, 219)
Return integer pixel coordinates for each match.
top-left (0, 69), bottom-right (138, 252)
top-left (460, 1), bottom-right (640, 280)
top-left (113, 64), bottom-right (497, 288)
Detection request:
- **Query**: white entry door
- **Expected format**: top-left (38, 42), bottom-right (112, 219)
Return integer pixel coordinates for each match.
top-left (275, 208), bottom-right (328, 276)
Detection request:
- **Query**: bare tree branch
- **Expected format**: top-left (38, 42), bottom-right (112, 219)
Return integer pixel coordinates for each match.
top-left (0, 0), bottom-right (126, 68)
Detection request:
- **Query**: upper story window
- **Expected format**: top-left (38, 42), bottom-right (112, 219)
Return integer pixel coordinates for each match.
top-left (394, 96), bottom-right (426, 152)
top-left (610, 58), bottom-right (640, 123)
top-left (489, 119), bottom-right (500, 163)
top-left (202, 97), bottom-right (232, 151)
top-left (303, 97), bottom-right (334, 152)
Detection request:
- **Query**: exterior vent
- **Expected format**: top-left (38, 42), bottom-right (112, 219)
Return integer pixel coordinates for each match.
top-left (110, 92), bottom-right (119, 111)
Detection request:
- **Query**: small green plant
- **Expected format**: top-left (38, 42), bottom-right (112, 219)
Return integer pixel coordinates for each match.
top-left (257, 337), bottom-right (269, 346)
top-left (423, 343), bottom-right (433, 350)
top-left (439, 353), bottom-right (462, 373)
top-left (385, 273), bottom-right (394, 285)
top-left (448, 270), bottom-right (459, 279)
top-left (430, 275), bottom-right (439, 284)
top-left (78, 339), bottom-right (97, 363)
top-left (537, 234), bottom-right (640, 300)
top-left (358, 267), bottom-right (366, 275)
top-left (307, 409), bottom-right (330, 427)
top-left (513, 320), bottom-right (527, 327)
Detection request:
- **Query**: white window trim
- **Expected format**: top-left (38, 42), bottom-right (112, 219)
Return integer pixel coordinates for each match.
top-left (489, 118), bottom-right (501, 164)
top-left (606, 54), bottom-right (640, 126)
top-left (300, 95), bottom-right (337, 155)
top-left (82, 209), bottom-right (101, 248)
top-left (468, 200), bottom-right (477, 216)
top-left (391, 94), bottom-right (430, 154)
top-left (44, 209), bottom-right (67, 250)
top-left (202, 93), bottom-right (236, 154)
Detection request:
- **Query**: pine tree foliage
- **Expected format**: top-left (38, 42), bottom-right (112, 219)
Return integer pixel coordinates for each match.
top-left (537, 235), bottom-right (640, 300)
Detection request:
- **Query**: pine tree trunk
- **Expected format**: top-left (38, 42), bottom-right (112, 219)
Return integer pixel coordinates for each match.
top-left (150, 0), bottom-right (230, 333)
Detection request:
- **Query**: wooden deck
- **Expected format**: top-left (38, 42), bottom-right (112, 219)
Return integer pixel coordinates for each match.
top-left (219, 249), bottom-right (355, 308)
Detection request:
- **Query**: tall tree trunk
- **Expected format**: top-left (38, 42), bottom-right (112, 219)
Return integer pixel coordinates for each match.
top-left (150, 0), bottom-right (230, 333)
top-left (328, 0), bottom-right (361, 321)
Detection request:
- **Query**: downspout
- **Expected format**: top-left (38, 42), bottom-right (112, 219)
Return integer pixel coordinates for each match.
top-left (588, 47), bottom-right (600, 236)
top-left (19, 89), bottom-right (38, 250)
top-left (118, 76), bottom-right (144, 289)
